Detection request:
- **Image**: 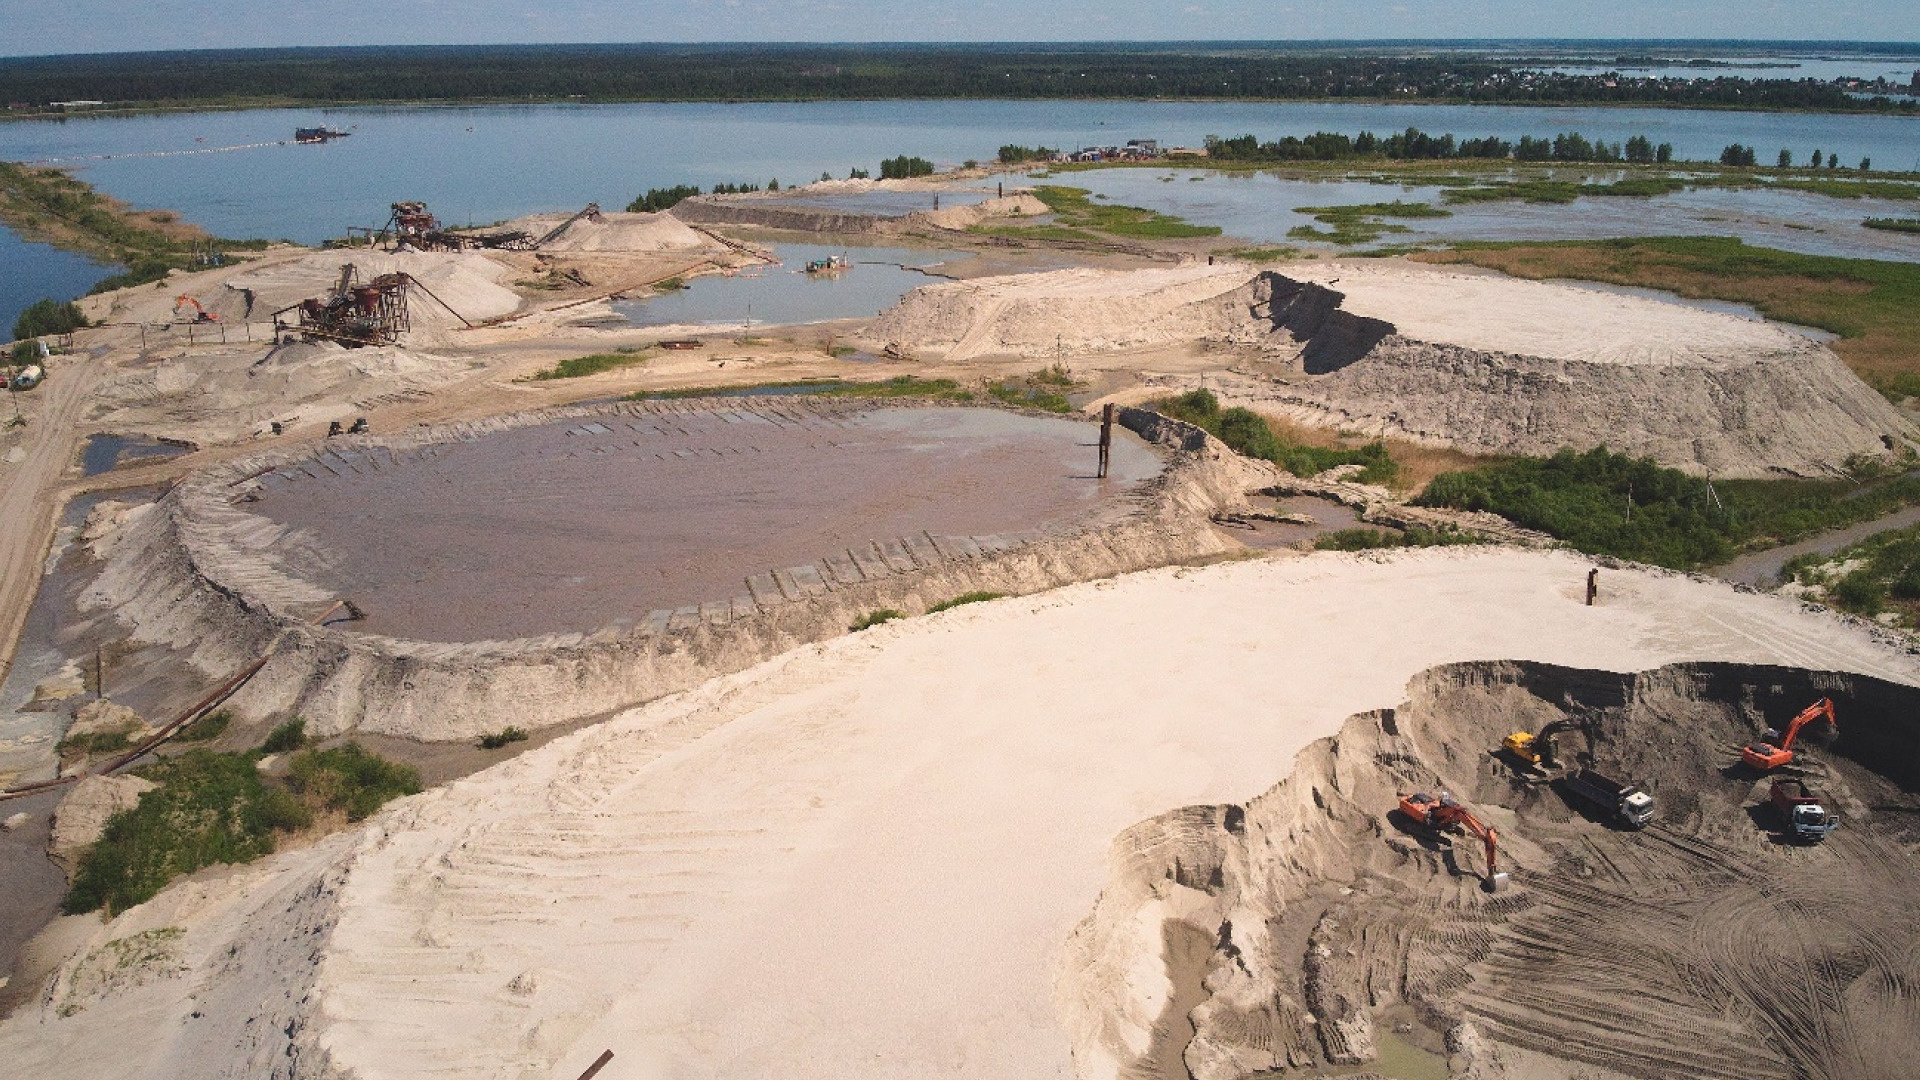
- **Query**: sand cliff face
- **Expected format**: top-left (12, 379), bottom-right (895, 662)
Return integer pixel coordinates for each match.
top-left (1059, 660), bottom-right (1920, 1080)
top-left (72, 400), bottom-right (1270, 741)
top-left (869, 262), bottom-right (1917, 478)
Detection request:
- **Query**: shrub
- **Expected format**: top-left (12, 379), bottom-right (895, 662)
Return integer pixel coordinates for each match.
top-left (530, 351), bottom-right (650, 380)
top-left (478, 726), bottom-right (529, 750)
top-left (850, 609), bottom-right (904, 631)
top-left (987, 380), bottom-right (1072, 413)
top-left (628, 184), bottom-right (701, 213)
top-left (880, 155), bottom-right (935, 179)
top-left (926, 591), bottom-right (1004, 614)
top-left (12, 297), bottom-right (87, 342)
top-left (65, 751), bottom-right (311, 914)
top-left (286, 743), bottom-right (421, 822)
top-left (261, 718), bottom-right (307, 754)
top-left (1153, 391), bottom-right (1397, 484)
top-left (174, 710), bottom-right (232, 743)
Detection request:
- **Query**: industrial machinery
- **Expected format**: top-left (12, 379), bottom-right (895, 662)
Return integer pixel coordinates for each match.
top-left (378, 201), bottom-right (535, 252)
top-left (271, 264), bottom-right (471, 347)
top-left (1501, 716), bottom-right (1588, 771)
top-left (1769, 777), bottom-right (1840, 843)
top-left (1561, 769), bottom-right (1656, 828)
top-left (1740, 698), bottom-right (1837, 771)
top-left (1397, 792), bottom-right (1508, 891)
top-left (173, 295), bottom-right (219, 323)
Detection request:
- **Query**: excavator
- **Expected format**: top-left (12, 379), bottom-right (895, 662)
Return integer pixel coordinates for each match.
top-left (1397, 792), bottom-right (1509, 891)
top-left (1500, 716), bottom-right (1587, 772)
top-left (173, 295), bottom-right (219, 323)
top-left (1740, 698), bottom-right (1837, 772)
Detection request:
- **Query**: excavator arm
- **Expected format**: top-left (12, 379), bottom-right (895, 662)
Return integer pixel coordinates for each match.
top-left (1740, 698), bottom-right (1836, 771)
top-left (1778, 698), bottom-right (1837, 753)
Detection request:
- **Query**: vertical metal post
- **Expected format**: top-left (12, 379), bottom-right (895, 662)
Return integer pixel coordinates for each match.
top-left (1586, 568), bottom-right (1599, 607)
top-left (1098, 403), bottom-right (1114, 479)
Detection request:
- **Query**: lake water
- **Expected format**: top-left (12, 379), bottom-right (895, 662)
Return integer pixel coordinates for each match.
top-left (614, 242), bottom-right (964, 328)
top-left (0, 228), bottom-right (110, 335)
top-left (3, 99), bottom-right (1918, 319)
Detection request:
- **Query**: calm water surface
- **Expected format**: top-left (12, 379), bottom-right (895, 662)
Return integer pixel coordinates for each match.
top-left (615, 242), bottom-right (964, 328)
top-left (0, 228), bottom-right (110, 333)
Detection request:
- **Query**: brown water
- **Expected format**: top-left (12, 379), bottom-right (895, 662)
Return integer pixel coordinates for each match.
top-left (254, 404), bottom-right (1163, 642)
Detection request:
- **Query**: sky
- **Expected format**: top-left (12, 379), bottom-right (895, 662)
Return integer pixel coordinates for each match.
top-left (0, 0), bottom-right (1914, 57)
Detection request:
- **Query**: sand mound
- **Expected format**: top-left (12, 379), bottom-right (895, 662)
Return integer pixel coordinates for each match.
top-left (864, 264), bottom-right (1260, 360)
top-left (913, 193), bottom-right (1050, 231)
top-left (5, 549), bottom-right (1913, 1080)
top-left (222, 250), bottom-right (521, 339)
top-left (506, 209), bottom-right (713, 252)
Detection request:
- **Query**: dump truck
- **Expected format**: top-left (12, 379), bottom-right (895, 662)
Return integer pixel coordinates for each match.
top-left (1561, 769), bottom-right (1656, 829)
top-left (1769, 777), bottom-right (1840, 843)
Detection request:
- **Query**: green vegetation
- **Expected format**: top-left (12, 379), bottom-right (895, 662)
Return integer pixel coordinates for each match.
top-left (1027, 185), bottom-right (1220, 239)
top-left (11, 297), bottom-right (87, 342)
top-left (173, 710), bottom-right (231, 743)
top-left (850, 609), bottom-right (904, 631)
top-left (1289, 200), bottom-right (1449, 245)
top-left (926, 591), bottom-right (1005, 614)
top-left (1, 46), bottom-right (1911, 114)
top-left (1214, 245), bottom-right (1298, 263)
top-left (65, 751), bottom-right (310, 915)
top-left (998, 145), bottom-right (1058, 164)
top-left (58, 728), bottom-right (137, 758)
top-left (0, 161), bottom-right (268, 294)
top-left (286, 743), bottom-right (422, 821)
top-left (1204, 128), bottom-right (1675, 165)
top-left (1416, 446), bottom-right (1920, 570)
top-left (1443, 174), bottom-right (1692, 205)
top-left (477, 726), bottom-right (529, 750)
top-left (628, 184), bottom-right (701, 213)
top-left (1154, 389), bottom-right (1397, 485)
top-left (626, 375), bottom-right (971, 402)
top-left (260, 718), bottom-right (308, 754)
top-left (1313, 526), bottom-right (1480, 551)
top-left (1416, 238), bottom-right (1920, 401)
top-left (880, 155), bottom-right (935, 179)
top-left (986, 367), bottom-right (1078, 413)
top-left (653, 276), bottom-right (686, 291)
top-left (528, 350), bottom-right (650, 380)
top-left (1865, 218), bottom-right (1920, 234)
top-left (1784, 522), bottom-right (1920, 624)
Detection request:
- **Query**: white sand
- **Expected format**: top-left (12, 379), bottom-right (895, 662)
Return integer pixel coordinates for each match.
top-left (5, 548), bottom-right (1914, 1080)
top-left (1279, 261), bottom-right (1809, 366)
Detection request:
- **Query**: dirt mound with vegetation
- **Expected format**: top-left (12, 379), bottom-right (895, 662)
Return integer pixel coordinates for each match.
top-left (1061, 660), bottom-right (1920, 1080)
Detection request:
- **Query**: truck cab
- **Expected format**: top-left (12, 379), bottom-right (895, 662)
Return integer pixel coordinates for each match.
top-left (1769, 778), bottom-right (1839, 843)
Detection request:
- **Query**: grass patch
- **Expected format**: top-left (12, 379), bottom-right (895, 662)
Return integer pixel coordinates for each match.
top-left (1413, 237), bottom-right (1920, 401)
top-left (286, 742), bottom-right (421, 822)
top-left (1416, 446), bottom-right (1920, 570)
top-left (987, 369), bottom-right (1076, 413)
top-left (1215, 245), bottom-right (1298, 263)
top-left (57, 728), bottom-right (137, 757)
top-left (172, 710), bottom-right (230, 743)
top-left (850, 609), bottom-right (904, 631)
top-left (1443, 175), bottom-right (1691, 206)
top-left (1313, 526), bottom-right (1481, 551)
top-left (1029, 185), bottom-right (1221, 239)
top-left (1289, 201), bottom-right (1450, 245)
top-left (1154, 389), bottom-right (1398, 485)
top-left (477, 726), bottom-right (529, 750)
top-left (1783, 521), bottom-right (1920, 623)
top-left (260, 718), bottom-right (307, 754)
top-left (1864, 217), bottom-right (1920, 234)
top-left (927, 591), bottom-right (1005, 614)
top-left (528, 350), bottom-right (650, 381)
top-left (65, 750), bottom-right (311, 915)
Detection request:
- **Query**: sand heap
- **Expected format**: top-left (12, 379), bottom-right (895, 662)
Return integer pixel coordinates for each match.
top-left (500, 208), bottom-right (714, 252)
top-left (3, 549), bottom-right (1914, 1080)
top-left (863, 264), bottom-right (1261, 360)
top-left (221, 249), bottom-right (522, 343)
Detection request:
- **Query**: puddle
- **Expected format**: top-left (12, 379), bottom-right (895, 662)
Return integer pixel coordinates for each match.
top-left (615, 242), bottom-right (968, 328)
top-left (1224, 494), bottom-right (1367, 549)
top-left (81, 434), bottom-right (190, 477)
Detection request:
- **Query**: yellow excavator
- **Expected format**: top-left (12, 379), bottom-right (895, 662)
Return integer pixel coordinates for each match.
top-left (1500, 717), bottom-right (1586, 772)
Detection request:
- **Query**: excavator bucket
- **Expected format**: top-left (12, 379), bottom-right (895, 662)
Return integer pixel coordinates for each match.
top-left (1488, 871), bottom-right (1511, 893)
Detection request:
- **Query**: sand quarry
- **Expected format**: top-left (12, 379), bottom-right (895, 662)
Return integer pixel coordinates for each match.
top-left (7, 184), bottom-right (1920, 1080)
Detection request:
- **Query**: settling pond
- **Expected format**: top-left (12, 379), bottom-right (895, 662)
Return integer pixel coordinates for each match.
top-left (615, 242), bottom-right (966, 328)
top-left (251, 403), bottom-right (1161, 643)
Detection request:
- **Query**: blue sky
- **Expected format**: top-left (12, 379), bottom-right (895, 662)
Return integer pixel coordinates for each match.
top-left (0, 0), bottom-right (1914, 56)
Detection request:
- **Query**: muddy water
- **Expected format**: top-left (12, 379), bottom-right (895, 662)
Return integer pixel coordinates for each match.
top-left (252, 405), bottom-right (1163, 642)
top-left (80, 434), bottom-right (188, 477)
top-left (1226, 494), bottom-right (1368, 550)
top-left (1712, 504), bottom-right (1920, 587)
top-left (616, 242), bottom-right (967, 328)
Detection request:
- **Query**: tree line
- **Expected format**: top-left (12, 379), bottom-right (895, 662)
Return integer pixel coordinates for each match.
top-left (1199, 128), bottom-right (1676, 164)
top-left (0, 45), bottom-right (1912, 113)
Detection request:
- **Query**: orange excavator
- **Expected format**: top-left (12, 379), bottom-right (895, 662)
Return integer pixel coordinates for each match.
top-left (1739, 698), bottom-right (1837, 771)
top-left (1397, 792), bottom-right (1508, 891)
top-left (173, 295), bottom-right (219, 323)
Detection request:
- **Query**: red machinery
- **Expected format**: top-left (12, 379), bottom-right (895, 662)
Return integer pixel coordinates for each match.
top-left (173, 295), bottom-right (219, 323)
top-left (1397, 792), bottom-right (1507, 891)
top-left (1740, 698), bottom-right (1837, 771)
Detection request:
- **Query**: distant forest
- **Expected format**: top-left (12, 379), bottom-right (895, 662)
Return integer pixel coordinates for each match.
top-left (1, 45), bottom-right (1915, 114)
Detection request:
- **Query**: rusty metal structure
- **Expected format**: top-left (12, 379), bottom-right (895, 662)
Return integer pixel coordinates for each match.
top-left (272, 263), bottom-right (475, 347)
top-left (377, 200), bottom-right (536, 252)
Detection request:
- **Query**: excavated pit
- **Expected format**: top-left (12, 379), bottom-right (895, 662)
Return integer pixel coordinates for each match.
top-left (1064, 660), bottom-right (1920, 1080)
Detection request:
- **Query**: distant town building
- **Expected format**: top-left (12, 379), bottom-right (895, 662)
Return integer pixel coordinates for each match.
top-left (47, 100), bottom-right (105, 111)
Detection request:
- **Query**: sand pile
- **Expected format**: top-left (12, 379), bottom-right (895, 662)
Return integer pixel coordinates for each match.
top-left (504, 208), bottom-right (714, 252)
top-left (1062, 659), bottom-right (1920, 1080)
top-left (912, 192), bottom-right (1050, 231)
top-left (862, 264), bottom-right (1260, 360)
top-left (4, 549), bottom-right (1913, 1080)
top-left (221, 249), bottom-right (521, 340)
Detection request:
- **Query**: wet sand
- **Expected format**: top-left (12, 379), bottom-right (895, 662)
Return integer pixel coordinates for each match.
top-left (254, 405), bottom-right (1163, 642)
